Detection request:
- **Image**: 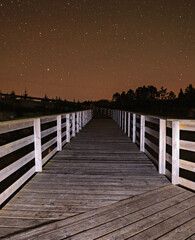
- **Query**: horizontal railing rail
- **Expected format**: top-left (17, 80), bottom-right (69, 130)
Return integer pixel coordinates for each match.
top-left (0, 109), bottom-right (92, 206)
top-left (112, 109), bottom-right (195, 191)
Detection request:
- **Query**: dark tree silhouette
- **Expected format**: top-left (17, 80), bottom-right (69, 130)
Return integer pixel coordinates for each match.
top-left (112, 92), bottom-right (121, 102)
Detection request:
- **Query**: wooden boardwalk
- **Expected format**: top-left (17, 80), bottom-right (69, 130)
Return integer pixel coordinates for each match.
top-left (0, 119), bottom-right (194, 239)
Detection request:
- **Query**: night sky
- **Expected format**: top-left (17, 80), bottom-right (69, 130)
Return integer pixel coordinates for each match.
top-left (0, 0), bottom-right (194, 101)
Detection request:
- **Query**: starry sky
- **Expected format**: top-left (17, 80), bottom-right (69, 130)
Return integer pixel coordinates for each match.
top-left (0, 0), bottom-right (194, 101)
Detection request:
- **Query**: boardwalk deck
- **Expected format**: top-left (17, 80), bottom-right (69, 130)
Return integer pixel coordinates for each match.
top-left (0, 119), bottom-right (194, 239)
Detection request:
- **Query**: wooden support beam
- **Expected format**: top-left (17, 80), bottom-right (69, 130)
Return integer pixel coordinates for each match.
top-left (76, 112), bottom-right (79, 133)
top-left (66, 114), bottom-right (70, 143)
top-left (34, 118), bottom-right (42, 172)
top-left (72, 113), bottom-right (76, 137)
top-left (57, 115), bottom-right (62, 151)
top-left (128, 112), bottom-right (130, 137)
top-left (119, 111), bottom-right (122, 128)
top-left (79, 112), bottom-right (82, 130)
top-left (133, 113), bottom-right (136, 143)
top-left (172, 121), bottom-right (180, 185)
top-left (124, 112), bottom-right (127, 133)
top-left (159, 119), bottom-right (166, 174)
top-left (140, 115), bottom-right (145, 152)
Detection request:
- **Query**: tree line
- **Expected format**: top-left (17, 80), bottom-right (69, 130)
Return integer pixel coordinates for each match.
top-left (85, 84), bottom-right (195, 119)
top-left (0, 90), bottom-right (84, 121)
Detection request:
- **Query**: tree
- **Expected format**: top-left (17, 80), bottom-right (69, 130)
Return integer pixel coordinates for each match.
top-left (158, 87), bottom-right (169, 100)
top-left (135, 86), bottom-right (156, 102)
top-left (10, 90), bottom-right (16, 99)
top-left (23, 89), bottom-right (28, 100)
top-left (112, 92), bottom-right (120, 102)
top-left (44, 94), bottom-right (49, 101)
top-left (147, 86), bottom-right (158, 100)
top-left (168, 91), bottom-right (176, 100)
top-left (185, 84), bottom-right (194, 94)
top-left (178, 88), bottom-right (184, 99)
top-left (126, 89), bottom-right (135, 101)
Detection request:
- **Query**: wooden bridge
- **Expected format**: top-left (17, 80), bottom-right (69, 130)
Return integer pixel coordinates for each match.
top-left (0, 109), bottom-right (194, 239)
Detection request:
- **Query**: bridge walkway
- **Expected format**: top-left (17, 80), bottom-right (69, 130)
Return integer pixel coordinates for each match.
top-left (0, 119), bottom-right (194, 239)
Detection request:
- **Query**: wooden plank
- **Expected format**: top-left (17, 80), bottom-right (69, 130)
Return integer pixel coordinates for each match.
top-left (180, 159), bottom-right (195, 172)
top-left (145, 126), bottom-right (159, 138)
top-left (0, 167), bottom-right (35, 206)
top-left (157, 218), bottom-right (195, 240)
top-left (180, 120), bottom-right (195, 131)
top-left (41, 126), bottom-right (57, 138)
top-left (166, 135), bottom-right (172, 146)
top-left (167, 120), bottom-right (172, 128)
top-left (126, 205), bottom-right (195, 240)
top-left (145, 116), bottom-right (159, 124)
top-left (41, 137), bottom-right (57, 152)
top-left (0, 150), bottom-right (35, 182)
top-left (180, 140), bottom-right (195, 152)
top-left (0, 134), bottom-right (34, 158)
top-left (145, 138), bottom-right (159, 153)
top-left (144, 148), bottom-right (158, 166)
top-left (179, 177), bottom-right (195, 191)
top-left (40, 115), bottom-right (57, 124)
top-left (0, 119), bottom-right (34, 134)
top-left (42, 147), bottom-right (57, 165)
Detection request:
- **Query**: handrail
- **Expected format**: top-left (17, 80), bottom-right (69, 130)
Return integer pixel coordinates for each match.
top-left (0, 109), bottom-right (93, 206)
top-left (111, 109), bottom-right (195, 192)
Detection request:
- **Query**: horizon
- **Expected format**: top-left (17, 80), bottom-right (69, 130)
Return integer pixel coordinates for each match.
top-left (0, 83), bottom-right (193, 102)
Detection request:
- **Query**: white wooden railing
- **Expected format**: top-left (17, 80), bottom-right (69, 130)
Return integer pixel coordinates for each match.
top-left (0, 109), bottom-right (92, 206)
top-left (112, 109), bottom-right (195, 191)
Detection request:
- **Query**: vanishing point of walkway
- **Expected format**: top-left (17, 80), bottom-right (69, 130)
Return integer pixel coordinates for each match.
top-left (0, 119), bottom-right (194, 239)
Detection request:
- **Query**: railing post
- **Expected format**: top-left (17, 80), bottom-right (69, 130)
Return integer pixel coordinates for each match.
top-left (57, 115), bottom-right (62, 151)
top-left (79, 111), bottom-right (82, 130)
top-left (172, 120), bottom-right (180, 184)
top-left (76, 112), bottom-right (79, 133)
top-left (124, 112), bottom-right (127, 133)
top-left (128, 112), bottom-right (130, 137)
top-left (133, 113), bottom-right (136, 143)
top-left (140, 115), bottom-right (145, 152)
top-left (66, 113), bottom-right (70, 143)
top-left (84, 111), bottom-right (87, 125)
top-left (83, 111), bottom-right (85, 126)
top-left (121, 111), bottom-right (124, 130)
top-left (159, 119), bottom-right (166, 174)
top-left (72, 112), bottom-right (76, 137)
top-left (119, 111), bottom-right (122, 128)
top-left (34, 118), bottom-right (42, 172)
top-left (81, 111), bottom-right (84, 128)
